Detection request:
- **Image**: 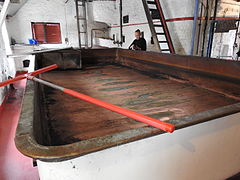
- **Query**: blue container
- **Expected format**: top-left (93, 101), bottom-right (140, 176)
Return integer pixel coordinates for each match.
top-left (28, 39), bottom-right (38, 45)
top-left (28, 39), bottom-right (34, 45)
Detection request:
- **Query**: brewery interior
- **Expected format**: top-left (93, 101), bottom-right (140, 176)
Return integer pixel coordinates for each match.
top-left (0, 0), bottom-right (239, 179)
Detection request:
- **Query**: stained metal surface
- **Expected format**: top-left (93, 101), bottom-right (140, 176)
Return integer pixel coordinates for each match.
top-left (40, 65), bottom-right (238, 146)
top-left (15, 48), bottom-right (240, 162)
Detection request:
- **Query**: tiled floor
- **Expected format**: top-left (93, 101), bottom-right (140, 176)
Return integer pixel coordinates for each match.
top-left (0, 74), bottom-right (39, 180)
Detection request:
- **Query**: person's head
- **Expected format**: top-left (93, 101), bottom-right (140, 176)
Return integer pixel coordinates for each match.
top-left (135, 29), bottom-right (141, 40)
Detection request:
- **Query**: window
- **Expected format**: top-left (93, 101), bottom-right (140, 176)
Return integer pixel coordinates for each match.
top-left (31, 22), bottom-right (62, 44)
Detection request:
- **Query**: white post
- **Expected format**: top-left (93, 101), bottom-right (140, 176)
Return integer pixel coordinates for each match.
top-left (0, 0), bottom-right (11, 53)
top-left (0, 0), bottom-right (11, 28)
top-left (0, 0), bottom-right (15, 106)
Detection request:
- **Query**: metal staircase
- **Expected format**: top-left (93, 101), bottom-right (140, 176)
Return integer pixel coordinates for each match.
top-left (75, 0), bottom-right (88, 48)
top-left (142, 0), bottom-right (175, 53)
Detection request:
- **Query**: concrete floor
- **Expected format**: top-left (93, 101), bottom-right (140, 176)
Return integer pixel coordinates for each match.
top-left (0, 73), bottom-right (39, 180)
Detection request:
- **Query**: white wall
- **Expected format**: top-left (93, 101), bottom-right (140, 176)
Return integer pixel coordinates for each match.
top-left (37, 113), bottom-right (240, 180)
top-left (7, 0), bottom-right (240, 56)
top-left (7, 0), bottom-right (78, 47)
top-left (162, 0), bottom-right (194, 54)
top-left (107, 0), bottom-right (195, 53)
top-left (6, 0), bottom-right (118, 48)
top-left (6, 0), bottom-right (196, 54)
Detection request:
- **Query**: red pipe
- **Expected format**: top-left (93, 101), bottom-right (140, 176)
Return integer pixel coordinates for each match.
top-left (64, 89), bottom-right (175, 133)
top-left (0, 75), bottom-right (26, 87)
top-left (0, 64), bottom-right (58, 88)
top-left (29, 64), bottom-right (58, 76)
top-left (29, 75), bottom-right (175, 133)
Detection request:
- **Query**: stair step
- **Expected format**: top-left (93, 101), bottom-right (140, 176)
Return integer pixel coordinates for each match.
top-left (149, 8), bottom-right (157, 11)
top-left (77, 1), bottom-right (85, 5)
top-left (77, 3), bottom-right (85, 6)
top-left (77, 17), bottom-right (87, 20)
top-left (143, 0), bottom-right (175, 53)
top-left (147, 1), bottom-right (156, 4)
top-left (156, 33), bottom-right (165, 35)
top-left (154, 24), bottom-right (163, 27)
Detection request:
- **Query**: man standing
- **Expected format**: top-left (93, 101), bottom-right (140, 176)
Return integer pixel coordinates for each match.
top-left (128, 29), bottom-right (147, 51)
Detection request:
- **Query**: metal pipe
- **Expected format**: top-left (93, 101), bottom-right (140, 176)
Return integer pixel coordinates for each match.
top-left (83, 0), bottom-right (88, 48)
top-left (212, 0), bottom-right (219, 22)
top-left (196, 2), bottom-right (204, 55)
top-left (75, 0), bottom-right (81, 48)
top-left (28, 76), bottom-right (64, 91)
top-left (206, 21), bottom-right (215, 57)
top-left (119, 0), bottom-right (123, 46)
top-left (190, 0), bottom-right (200, 55)
top-left (206, 0), bottom-right (219, 57)
top-left (201, 0), bottom-right (209, 56)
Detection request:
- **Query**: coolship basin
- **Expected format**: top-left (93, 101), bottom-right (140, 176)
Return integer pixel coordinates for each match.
top-left (15, 48), bottom-right (240, 180)
top-left (39, 65), bottom-right (237, 145)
